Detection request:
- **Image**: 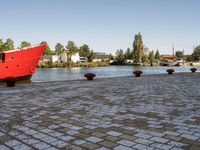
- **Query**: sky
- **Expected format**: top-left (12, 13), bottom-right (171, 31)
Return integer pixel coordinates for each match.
top-left (0, 0), bottom-right (200, 55)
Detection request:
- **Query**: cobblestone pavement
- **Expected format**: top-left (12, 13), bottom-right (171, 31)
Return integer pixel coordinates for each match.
top-left (0, 73), bottom-right (200, 150)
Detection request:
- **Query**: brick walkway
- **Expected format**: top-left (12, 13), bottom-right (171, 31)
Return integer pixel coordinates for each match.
top-left (0, 73), bottom-right (200, 150)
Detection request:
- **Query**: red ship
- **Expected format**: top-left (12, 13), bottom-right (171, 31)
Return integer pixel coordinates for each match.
top-left (0, 42), bottom-right (46, 81)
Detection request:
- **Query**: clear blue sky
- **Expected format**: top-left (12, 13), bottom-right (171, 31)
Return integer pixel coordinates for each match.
top-left (0, 0), bottom-right (200, 54)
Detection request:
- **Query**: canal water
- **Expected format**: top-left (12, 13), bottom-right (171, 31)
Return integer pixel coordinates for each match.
top-left (32, 66), bottom-right (200, 82)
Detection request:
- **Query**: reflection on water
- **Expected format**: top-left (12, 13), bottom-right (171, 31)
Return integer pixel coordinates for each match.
top-left (32, 66), bottom-right (200, 82)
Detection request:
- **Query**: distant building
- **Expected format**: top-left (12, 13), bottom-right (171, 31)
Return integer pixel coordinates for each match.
top-left (71, 53), bottom-right (80, 63)
top-left (41, 52), bottom-right (80, 63)
top-left (161, 54), bottom-right (174, 61)
top-left (125, 59), bottom-right (134, 63)
top-left (93, 52), bottom-right (109, 62)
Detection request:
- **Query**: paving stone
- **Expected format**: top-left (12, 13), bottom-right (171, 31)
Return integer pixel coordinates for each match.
top-left (12, 144), bottom-right (32, 150)
top-left (51, 140), bottom-right (68, 148)
top-left (149, 137), bottom-right (169, 143)
top-left (181, 134), bottom-right (199, 140)
top-left (23, 138), bottom-right (40, 145)
top-left (33, 142), bottom-right (51, 149)
top-left (114, 145), bottom-right (135, 150)
top-left (41, 136), bottom-right (58, 143)
top-left (73, 140), bottom-right (87, 145)
top-left (132, 143), bottom-right (154, 150)
top-left (24, 129), bottom-right (38, 135)
top-left (5, 139), bottom-right (22, 147)
top-left (57, 135), bottom-right (74, 142)
top-left (151, 143), bottom-right (173, 150)
top-left (96, 147), bottom-right (110, 150)
top-left (81, 142), bottom-right (100, 149)
top-left (168, 141), bottom-right (188, 148)
top-left (135, 133), bottom-right (152, 139)
top-left (107, 131), bottom-right (122, 136)
top-left (85, 136), bottom-right (103, 143)
top-left (43, 147), bottom-right (59, 150)
top-left (164, 131), bottom-right (180, 136)
top-left (0, 145), bottom-right (11, 150)
top-left (67, 130), bottom-right (79, 135)
top-left (99, 140), bottom-right (117, 148)
top-left (48, 131), bottom-right (63, 137)
top-left (48, 124), bottom-right (59, 129)
top-left (16, 134), bottom-right (29, 140)
top-left (0, 132), bottom-right (5, 137)
top-left (134, 138), bottom-right (154, 145)
top-left (117, 139), bottom-right (136, 147)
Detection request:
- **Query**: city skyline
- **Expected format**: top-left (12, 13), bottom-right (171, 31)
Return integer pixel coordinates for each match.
top-left (0, 0), bottom-right (200, 54)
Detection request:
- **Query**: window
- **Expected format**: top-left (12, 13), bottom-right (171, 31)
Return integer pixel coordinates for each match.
top-left (0, 53), bottom-right (5, 63)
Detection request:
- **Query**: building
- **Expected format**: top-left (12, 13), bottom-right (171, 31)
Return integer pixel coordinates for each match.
top-left (93, 52), bottom-right (109, 62)
top-left (161, 54), bottom-right (174, 61)
top-left (41, 52), bottom-right (80, 63)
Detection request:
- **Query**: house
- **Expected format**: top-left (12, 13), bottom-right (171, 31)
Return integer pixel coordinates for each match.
top-left (161, 54), bottom-right (174, 61)
top-left (41, 52), bottom-right (80, 63)
top-left (93, 52), bottom-right (109, 62)
top-left (125, 59), bottom-right (134, 63)
top-left (71, 53), bottom-right (80, 63)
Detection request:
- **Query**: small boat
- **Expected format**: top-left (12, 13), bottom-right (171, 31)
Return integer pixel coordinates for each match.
top-left (0, 42), bottom-right (46, 82)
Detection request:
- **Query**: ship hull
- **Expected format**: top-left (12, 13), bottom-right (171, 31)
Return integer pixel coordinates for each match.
top-left (0, 42), bottom-right (46, 82)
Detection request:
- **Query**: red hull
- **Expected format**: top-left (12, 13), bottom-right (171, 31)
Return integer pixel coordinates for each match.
top-left (0, 42), bottom-right (46, 81)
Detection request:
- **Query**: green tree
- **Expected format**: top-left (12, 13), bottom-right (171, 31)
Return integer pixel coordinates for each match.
top-left (55, 43), bottom-right (64, 55)
top-left (155, 50), bottom-right (160, 60)
top-left (192, 45), bottom-right (200, 61)
top-left (0, 39), bottom-right (4, 51)
top-left (88, 50), bottom-right (94, 62)
top-left (109, 53), bottom-right (114, 60)
top-left (175, 51), bottom-right (183, 59)
top-left (148, 50), bottom-right (155, 65)
top-left (133, 33), bottom-right (144, 64)
top-left (66, 41), bottom-right (78, 64)
top-left (79, 44), bottom-right (90, 60)
top-left (124, 48), bottom-right (132, 59)
top-left (43, 44), bottom-right (53, 55)
top-left (20, 41), bottom-right (31, 48)
top-left (3, 38), bottom-right (14, 50)
top-left (115, 49), bottom-right (124, 64)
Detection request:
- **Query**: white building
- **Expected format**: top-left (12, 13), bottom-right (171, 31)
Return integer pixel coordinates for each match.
top-left (71, 53), bottom-right (80, 63)
top-left (60, 53), bottom-right (67, 62)
top-left (42, 52), bottom-right (80, 63)
top-left (52, 55), bottom-right (60, 63)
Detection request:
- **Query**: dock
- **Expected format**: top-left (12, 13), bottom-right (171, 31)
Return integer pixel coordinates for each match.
top-left (0, 73), bottom-right (200, 150)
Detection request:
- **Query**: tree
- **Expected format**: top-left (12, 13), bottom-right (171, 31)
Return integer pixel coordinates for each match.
top-left (20, 41), bottom-right (31, 48)
top-left (109, 53), bottom-right (114, 60)
top-left (155, 50), bottom-right (160, 60)
top-left (88, 50), bottom-right (94, 62)
top-left (3, 38), bottom-right (14, 50)
top-left (66, 41), bottom-right (78, 64)
top-left (175, 51), bottom-right (183, 59)
top-left (192, 45), bottom-right (200, 61)
top-left (0, 39), bottom-right (4, 51)
top-left (55, 43), bottom-right (64, 55)
top-left (115, 49), bottom-right (124, 64)
top-left (124, 48), bottom-right (132, 59)
top-left (43, 44), bottom-right (53, 56)
top-left (148, 51), bottom-right (155, 65)
top-left (133, 33), bottom-right (144, 64)
top-left (79, 44), bottom-right (90, 60)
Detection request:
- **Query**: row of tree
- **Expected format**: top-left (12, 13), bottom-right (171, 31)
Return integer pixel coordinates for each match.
top-left (1, 37), bottom-right (200, 63)
top-left (114, 33), bottom-right (200, 64)
top-left (115, 33), bottom-right (161, 65)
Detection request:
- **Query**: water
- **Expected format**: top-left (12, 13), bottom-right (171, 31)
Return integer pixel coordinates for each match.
top-left (32, 66), bottom-right (200, 82)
